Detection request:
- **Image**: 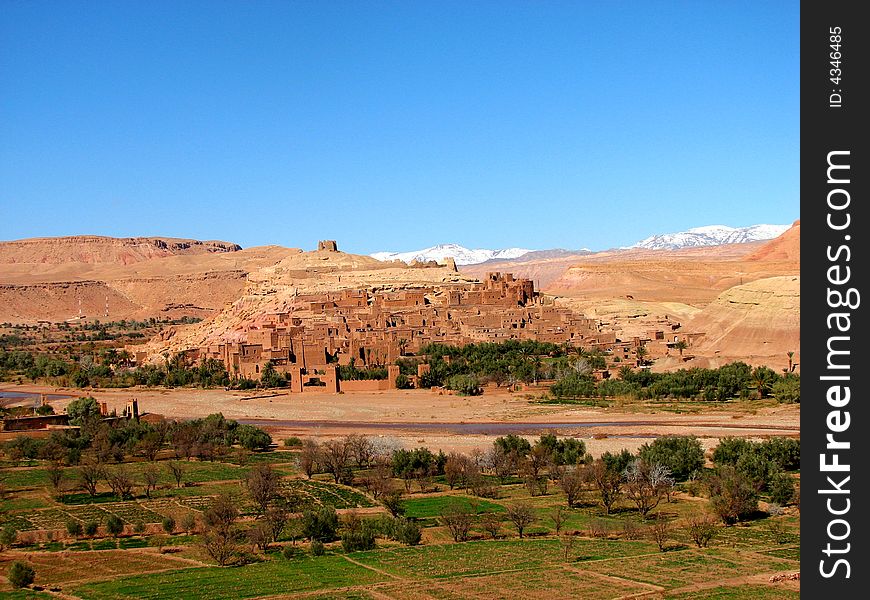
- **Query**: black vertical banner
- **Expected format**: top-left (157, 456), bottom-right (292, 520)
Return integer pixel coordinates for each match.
top-left (801, 1), bottom-right (868, 597)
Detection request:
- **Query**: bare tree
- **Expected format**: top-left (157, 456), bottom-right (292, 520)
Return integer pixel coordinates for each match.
top-left (79, 461), bottom-right (104, 497)
top-left (246, 521), bottom-right (271, 553)
top-left (560, 467), bottom-right (585, 508)
top-left (298, 440), bottom-right (320, 479)
top-left (346, 434), bottom-right (375, 469)
top-left (648, 513), bottom-right (671, 551)
top-left (506, 502), bottom-right (536, 539)
top-left (588, 459), bottom-right (622, 514)
top-left (46, 461), bottom-right (65, 497)
top-left (560, 533), bottom-right (576, 560)
top-left (142, 463), bottom-right (160, 499)
top-left (485, 447), bottom-right (514, 484)
top-left (245, 463), bottom-right (281, 515)
top-left (320, 439), bottom-right (354, 484)
top-left (444, 452), bottom-right (468, 490)
top-left (440, 502), bottom-right (474, 542)
top-left (480, 511), bottom-right (501, 539)
top-left (521, 445), bottom-right (552, 496)
top-left (166, 461), bottom-right (185, 488)
top-left (202, 493), bottom-right (240, 566)
top-left (106, 465), bottom-right (135, 500)
top-left (549, 505), bottom-right (566, 534)
top-left (623, 460), bottom-right (667, 517)
top-left (686, 511), bottom-right (717, 548)
top-left (264, 505), bottom-right (289, 543)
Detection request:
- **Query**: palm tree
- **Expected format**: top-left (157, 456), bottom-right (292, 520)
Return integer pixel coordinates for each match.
top-left (751, 366), bottom-right (776, 399)
top-left (674, 340), bottom-right (688, 357)
top-left (785, 351), bottom-right (796, 373)
top-left (635, 345), bottom-right (648, 366)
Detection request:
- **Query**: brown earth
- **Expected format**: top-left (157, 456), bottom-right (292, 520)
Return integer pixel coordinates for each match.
top-left (5, 383), bottom-right (799, 456)
top-left (0, 236), bottom-right (299, 323)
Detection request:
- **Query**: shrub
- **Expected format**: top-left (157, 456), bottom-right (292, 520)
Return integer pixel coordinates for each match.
top-left (735, 452), bottom-right (777, 491)
top-left (106, 515), bottom-right (124, 537)
top-left (341, 529), bottom-right (376, 552)
top-left (395, 518), bottom-right (422, 546)
top-left (282, 544), bottom-right (301, 560)
top-left (707, 466), bottom-right (758, 525)
top-left (395, 373), bottom-right (413, 389)
top-left (0, 525), bottom-right (17, 550)
top-left (8, 561), bottom-right (35, 589)
top-left (162, 516), bottom-right (176, 534)
top-left (550, 372), bottom-right (596, 400)
top-left (133, 521), bottom-right (146, 534)
top-left (236, 424), bottom-right (272, 452)
top-left (446, 374), bottom-right (482, 396)
top-left (84, 521), bottom-right (99, 537)
top-left (771, 376), bottom-right (800, 403)
top-left (769, 472), bottom-right (796, 505)
top-left (66, 519), bottom-right (83, 537)
top-left (180, 513), bottom-right (198, 533)
top-left (310, 540), bottom-right (325, 556)
top-left (302, 507), bottom-right (339, 542)
top-left (283, 436), bottom-right (303, 447)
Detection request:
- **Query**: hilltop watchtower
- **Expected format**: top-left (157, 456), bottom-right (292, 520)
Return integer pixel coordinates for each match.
top-left (317, 240), bottom-right (338, 252)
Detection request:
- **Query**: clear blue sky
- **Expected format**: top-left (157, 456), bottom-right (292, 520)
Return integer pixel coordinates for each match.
top-left (0, 1), bottom-right (799, 253)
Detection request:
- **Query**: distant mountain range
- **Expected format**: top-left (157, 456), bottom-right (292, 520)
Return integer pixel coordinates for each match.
top-left (371, 224), bottom-right (791, 266)
top-left (626, 224), bottom-right (791, 251)
top-left (370, 244), bottom-right (534, 266)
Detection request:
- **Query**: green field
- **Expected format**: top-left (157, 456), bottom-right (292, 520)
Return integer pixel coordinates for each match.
top-left (401, 495), bottom-right (504, 521)
top-left (71, 555), bottom-right (389, 600)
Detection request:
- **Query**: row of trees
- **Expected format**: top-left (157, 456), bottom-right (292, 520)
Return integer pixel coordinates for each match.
top-left (550, 362), bottom-right (800, 403)
top-left (4, 405), bottom-right (272, 470)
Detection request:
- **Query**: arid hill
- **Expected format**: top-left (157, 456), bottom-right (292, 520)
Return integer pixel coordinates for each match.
top-left (0, 235), bottom-right (241, 265)
top-left (679, 275), bottom-right (800, 371)
top-left (0, 236), bottom-right (296, 323)
top-left (746, 219), bottom-right (800, 262)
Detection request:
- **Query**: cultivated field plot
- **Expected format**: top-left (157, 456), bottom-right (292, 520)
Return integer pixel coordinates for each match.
top-left (376, 566), bottom-right (652, 600)
top-left (0, 591), bottom-right (55, 599)
top-left (70, 555), bottom-right (389, 600)
top-left (352, 538), bottom-right (657, 580)
top-left (664, 584), bottom-right (800, 599)
top-left (11, 500), bottom-right (170, 531)
top-left (401, 495), bottom-right (504, 521)
top-left (578, 547), bottom-right (799, 589)
top-left (0, 550), bottom-right (193, 587)
top-left (282, 479), bottom-right (375, 510)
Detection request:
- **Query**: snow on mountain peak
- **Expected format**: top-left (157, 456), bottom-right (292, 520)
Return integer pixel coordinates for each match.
top-left (626, 224), bottom-right (791, 251)
top-left (371, 244), bottom-right (533, 266)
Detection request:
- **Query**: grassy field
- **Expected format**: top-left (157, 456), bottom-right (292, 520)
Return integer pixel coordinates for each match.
top-left (42, 536), bottom-right (800, 600)
top-left (70, 555), bottom-right (389, 600)
top-left (0, 442), bottom-right (800, 598)
top-left (401, 494), bottom-right (504, 521)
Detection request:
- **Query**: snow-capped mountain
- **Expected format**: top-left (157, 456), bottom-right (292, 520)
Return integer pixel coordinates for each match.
top-left (371, 244), bottom-right (533, 266)
top-left (626, 224), bottom-right (790, 251)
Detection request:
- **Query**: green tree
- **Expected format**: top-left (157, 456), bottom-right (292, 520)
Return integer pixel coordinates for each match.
top-left (8, 561), bottom-right (35, 589)
top-left (66, 396), bottom-right (101, 426)
top-left (637, 436), bottom-right (704, 481)
top-left (302, 506), bottom-right (339, 542)
top-left (236, 424), bottom-right (272, 451)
